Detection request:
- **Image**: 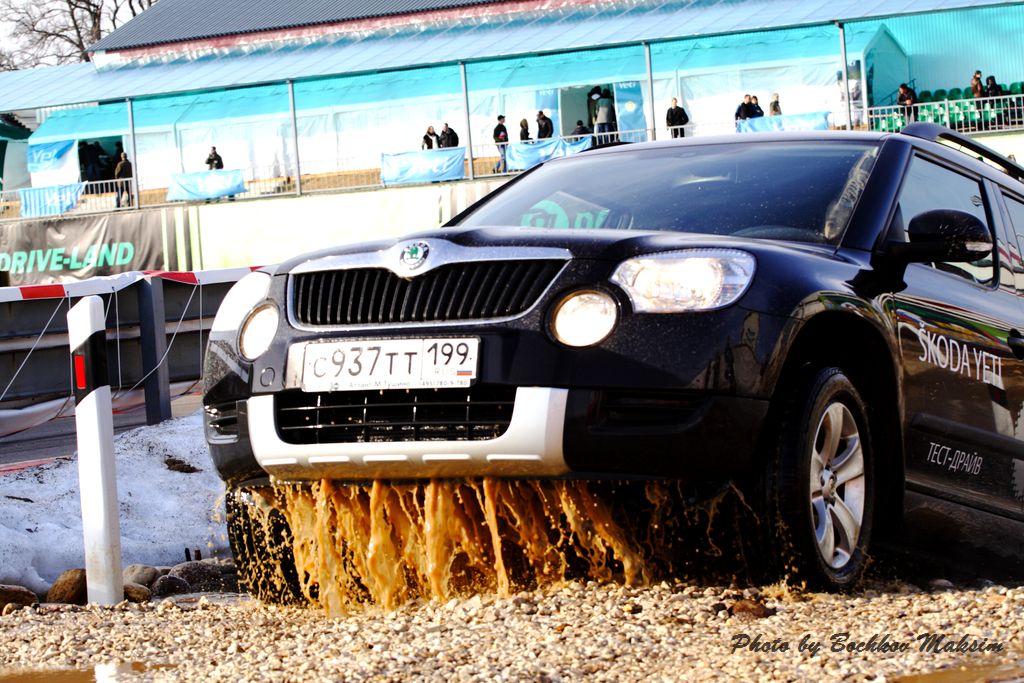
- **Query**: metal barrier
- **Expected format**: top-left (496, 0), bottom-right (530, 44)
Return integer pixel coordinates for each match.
top-left (0, 269), bottom-right (249, 436)
top-left (869, 94), bottom-right (1024, 134)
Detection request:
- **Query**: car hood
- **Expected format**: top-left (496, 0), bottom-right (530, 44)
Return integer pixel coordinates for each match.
top-left (276, 226), bottom-right (837, 274)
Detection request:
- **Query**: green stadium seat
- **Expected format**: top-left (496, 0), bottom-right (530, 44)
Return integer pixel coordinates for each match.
top-left (933, 89), bottom-right (948, 100)
top-left (948, 87), bottom-right (963, 100)
top-left (1011, 82), bottom-right (1023, 95)
top-left (919, 90), bottom-right (932, 102)
top-left (1000, 83), bottom-right (1008, 93)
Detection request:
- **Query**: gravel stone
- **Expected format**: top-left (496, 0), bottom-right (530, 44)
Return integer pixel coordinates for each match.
top-left (0, 580), bottom-right (1021, 681)
top-left (151, 575), bottom-right (191, 598)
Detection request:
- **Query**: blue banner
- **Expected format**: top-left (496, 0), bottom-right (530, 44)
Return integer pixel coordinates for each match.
top-left (381, 148), bottom-right (466, 186)
top-left (613, 81), bottom-right (648, 142)
top-left (507, 138), bottom-right (561, 171)
top-left (166, 169), bottom-right (246, 201)
top-left (26, 140), bottom-right (75, 173)
top-left (737, 112), bottom-right (831, 133)
top-left (507, 137), bottom-right (593, 171)
top-left (18, 183), bottom-right (85, 218)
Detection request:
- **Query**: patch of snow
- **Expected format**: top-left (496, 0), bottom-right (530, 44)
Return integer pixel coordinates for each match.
top-left (0, 411), bottom-right (226, 594)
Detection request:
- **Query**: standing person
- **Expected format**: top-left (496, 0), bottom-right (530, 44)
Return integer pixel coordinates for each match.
top-left (113, 152), bottom-right (132, 208)
top-left (438, 123), bottom-right (459, 148)
top-left (985, 75), bottom-right (1003, 98)
top-left (594, 88), bottom-right (616, 144)
top-left (734, 94), bottom-right (755, 122)
top-left (492, 115), bottom-right (508, 173)
top-left (971, 70), bottom-right (984, 99)
top-left (769, 93), bottom-right (782, 116)
top-left (536, 110), bottom-right (553, 139)
top-left (205, 146), bottom-right (224, 170)
top-left (422, 126), bottom-right (440, 150)
top-left (666, 97), bottom-right (689, 138)
top-left (750, 96), bottom-right (765, 117)
top-left (519, 118), bottom-right (532, 142)
top-left (897, 83), bottom-right (918, 122)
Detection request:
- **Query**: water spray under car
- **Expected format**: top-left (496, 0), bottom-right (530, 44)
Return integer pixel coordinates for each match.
top-left (203, 123), bottom-right (1024, 609)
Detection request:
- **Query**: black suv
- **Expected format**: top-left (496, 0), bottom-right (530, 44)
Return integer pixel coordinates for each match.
top-left (204, 123), bottom-right (1024, 594)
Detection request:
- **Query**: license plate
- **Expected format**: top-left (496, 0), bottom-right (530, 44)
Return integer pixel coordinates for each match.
top-left (301, 338), bottom-right (479, 392)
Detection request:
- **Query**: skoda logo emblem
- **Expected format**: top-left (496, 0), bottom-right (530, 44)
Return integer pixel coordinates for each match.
top-left (399, 241), bottom-right (430, 269)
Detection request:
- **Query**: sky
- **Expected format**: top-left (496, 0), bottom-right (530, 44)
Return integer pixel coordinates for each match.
top-left (0, 411), bottom-right (227, 594)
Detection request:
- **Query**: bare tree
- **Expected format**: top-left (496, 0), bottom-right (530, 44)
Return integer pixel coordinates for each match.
top-left (0, 0), bottom-right (157, 67)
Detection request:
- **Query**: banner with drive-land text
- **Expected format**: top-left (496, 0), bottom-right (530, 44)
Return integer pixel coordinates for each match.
top-left (0, 210), bottom-right (168, 285)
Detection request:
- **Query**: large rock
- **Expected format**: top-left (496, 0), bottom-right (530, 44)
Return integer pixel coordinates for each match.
top-left (123, 582), bottom-right (152, 604)
top-left (46, 569), bottom-right (87, 605)
top-left (169, 561), bottom-right (222, 592)
top-left (151, 575), bottom-right (191, 598)
top-left (123, 564), bottom-right (159, 588)
top-left (0, 584), bottom-right (38, 607)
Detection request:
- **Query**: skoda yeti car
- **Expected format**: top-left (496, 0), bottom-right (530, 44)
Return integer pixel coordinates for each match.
top-left (204, 123), bottom-right (1024, 592)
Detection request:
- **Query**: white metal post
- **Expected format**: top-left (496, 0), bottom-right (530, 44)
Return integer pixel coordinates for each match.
top-left (644, 42), bottom-right (657, 141)
top-left (126, 98), bottom-right (140, 208)
top-left (460, 62), bottom-right (475, 180)
top-left (288, 80), bottom-right (303, 196)
top-left (68, 295), bottom-right (123, 605)
top-left (836, 21), bottom-right (853, 130)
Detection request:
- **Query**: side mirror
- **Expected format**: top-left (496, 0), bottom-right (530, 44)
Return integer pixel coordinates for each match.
top-left (888, 209), bottom-right (992, 263)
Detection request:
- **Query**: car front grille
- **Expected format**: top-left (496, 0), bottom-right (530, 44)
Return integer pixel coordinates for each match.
top-left (291, 260), bottom-right (562, 326)
top-left (275, 386), bottom-right (517, 445)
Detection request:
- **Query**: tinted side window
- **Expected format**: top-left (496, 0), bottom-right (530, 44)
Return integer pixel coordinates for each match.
top-left (893, 156), bottom-right (994, 285)
top-left (1000, 193), bottom-right (1024, 292)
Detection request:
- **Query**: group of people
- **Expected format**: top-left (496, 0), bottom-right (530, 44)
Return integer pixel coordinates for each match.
top-left (420, 123), bottom-right (460, 150)
top-left (734, 93), bottom-right (782, 122)
top-left (898, 70), bottom-right (1006, 122)
top-left (970, 70), bottom-right (1004, 99)
top-left (489, 111), bottom-right (559, 172)
top-left (77, 140), bottom-right (135, 208)
top-left (514, 110), bottom-right (556, 141)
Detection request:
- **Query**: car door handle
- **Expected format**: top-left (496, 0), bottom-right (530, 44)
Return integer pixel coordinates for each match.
top-left (1010, 330), bottom-right (1024, 360)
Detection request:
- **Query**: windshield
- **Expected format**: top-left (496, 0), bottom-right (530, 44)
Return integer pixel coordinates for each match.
top-left (455, 141), bottom-right (879, 244)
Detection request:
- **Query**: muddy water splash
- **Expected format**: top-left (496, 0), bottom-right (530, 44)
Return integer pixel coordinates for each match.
top-left (233, 479), bottom-right (738, 614)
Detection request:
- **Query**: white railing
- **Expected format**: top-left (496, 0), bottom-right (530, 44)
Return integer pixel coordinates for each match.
top-left (868, 93), bottom-right (1024, 134)
top-left (12, 112), bottom-right (953, 223)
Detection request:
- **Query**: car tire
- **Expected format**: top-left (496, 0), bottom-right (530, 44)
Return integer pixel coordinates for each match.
top-left (226, 486), bottom-right (305, 605)
top-left (749, 367), bottom-right (875, 590)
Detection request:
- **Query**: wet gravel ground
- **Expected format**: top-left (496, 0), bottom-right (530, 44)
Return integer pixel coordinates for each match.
top-left (1, 579), bottom-right (1022, 682)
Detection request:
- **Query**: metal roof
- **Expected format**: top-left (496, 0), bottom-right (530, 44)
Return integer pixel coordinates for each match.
top-left (0, 0), bottom-right (1016, 113)
top-left (90, 0), bottom-right (510, 51)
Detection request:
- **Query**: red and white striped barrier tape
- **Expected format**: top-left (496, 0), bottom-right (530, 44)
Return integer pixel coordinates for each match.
top-left (0, 266), bottom-right (263, 303)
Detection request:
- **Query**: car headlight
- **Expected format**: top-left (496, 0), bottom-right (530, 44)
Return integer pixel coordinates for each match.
top-left (551, 290), bottom-right (618, 347)
top-left (610, 249), bottom-right (755, 312)
top-left (210, 271), bottom-right (272, 336)
top-left (239, 304), bottom-right (279, 361)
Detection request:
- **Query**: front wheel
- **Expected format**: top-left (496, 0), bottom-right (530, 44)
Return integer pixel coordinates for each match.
top-left (226, 486), bottom-right (306, 605)
top-left (752, 367), bottom-right (875, 590)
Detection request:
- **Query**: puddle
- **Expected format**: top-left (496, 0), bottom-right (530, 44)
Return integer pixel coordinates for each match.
top-left (895, 662), bottom-right (1024, 682)
top-left (0, 663), bottom-right (173, 682)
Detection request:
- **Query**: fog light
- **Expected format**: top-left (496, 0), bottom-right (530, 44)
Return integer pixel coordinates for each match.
top-left (551, 290), bottom-right (617, 347)
top-left (239, 304), bottom-right (279, 360)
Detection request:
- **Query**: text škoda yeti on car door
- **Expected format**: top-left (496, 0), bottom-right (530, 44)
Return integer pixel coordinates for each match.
top-left (890, 153), bottom-right (1024, 517)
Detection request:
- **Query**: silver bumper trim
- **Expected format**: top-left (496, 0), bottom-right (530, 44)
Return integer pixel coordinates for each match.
top-left (247, 387), bottom-right (570, 480)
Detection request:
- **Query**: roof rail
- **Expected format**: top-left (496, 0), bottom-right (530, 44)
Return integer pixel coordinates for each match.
top-left (899, 122), bottom-right (1024, 182)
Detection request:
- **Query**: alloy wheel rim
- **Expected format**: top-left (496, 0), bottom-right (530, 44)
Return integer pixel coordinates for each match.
top-left (808, 401), bottom-right (866, 570)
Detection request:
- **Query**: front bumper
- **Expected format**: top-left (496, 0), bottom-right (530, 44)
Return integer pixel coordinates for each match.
top-left (208, 385), bottom-right (769, 483)
top-left (247, 387), bottom-right (570, 480)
